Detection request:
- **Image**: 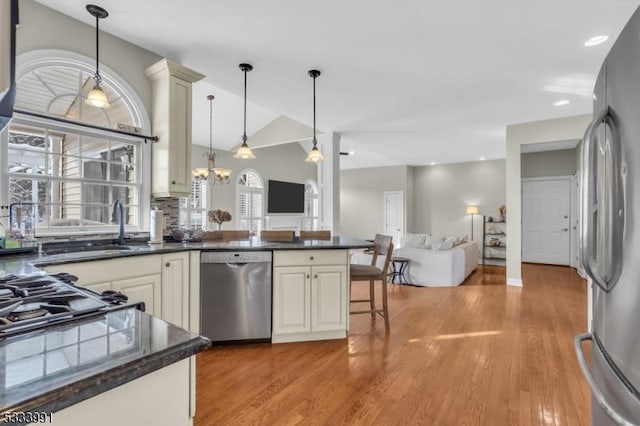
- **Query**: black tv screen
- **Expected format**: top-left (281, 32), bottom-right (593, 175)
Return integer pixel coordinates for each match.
top-left (268, 180), bottom-right (305, 214)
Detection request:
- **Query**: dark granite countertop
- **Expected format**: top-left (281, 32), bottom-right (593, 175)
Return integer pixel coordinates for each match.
top-left (0, 308), bottom-right (211, 420)
top-left (0, 236), bottom-right (373, 274)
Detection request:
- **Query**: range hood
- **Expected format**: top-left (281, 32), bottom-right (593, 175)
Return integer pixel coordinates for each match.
top-left (0, 0), bottom-right (19, 133)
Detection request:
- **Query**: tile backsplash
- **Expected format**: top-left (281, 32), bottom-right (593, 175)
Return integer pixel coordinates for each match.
top-left (151, 197), bottom-right (180, 236)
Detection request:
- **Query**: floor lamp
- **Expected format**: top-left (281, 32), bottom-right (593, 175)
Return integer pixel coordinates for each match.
top-left (466, 205), bottom-right (479, 240)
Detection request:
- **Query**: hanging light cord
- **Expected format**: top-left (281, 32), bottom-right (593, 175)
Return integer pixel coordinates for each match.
top-left (243, 68), bottom-right (248, 143)
top-left (209, 96), bottom-right (214, 154)
top-left (312, 74), bottom-right (317, 146)
top-left (94, 13), bottom-right (102, 84)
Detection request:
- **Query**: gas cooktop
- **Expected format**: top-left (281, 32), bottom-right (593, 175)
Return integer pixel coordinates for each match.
top-left (0, 273), bottom-right (144, 338)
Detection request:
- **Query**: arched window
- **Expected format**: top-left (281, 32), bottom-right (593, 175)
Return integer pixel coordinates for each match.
top-left (4, 51), bottom-right (150, 233)
top-left (236, 170), bottom-right (264, 234)
top-left (303, 180), bottom-right (319, 230)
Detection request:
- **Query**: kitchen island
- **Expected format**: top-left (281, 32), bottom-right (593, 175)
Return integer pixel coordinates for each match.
top-left (0, 307), bottom-right (210, 426)
top-left (0, 235), bottom-right (371, 423)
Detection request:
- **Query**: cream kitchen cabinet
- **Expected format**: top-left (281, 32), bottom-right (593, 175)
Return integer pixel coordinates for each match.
top-left (111, 274), bottom-right (162, 316)
top-left (145, 59), bottom-right (204, 197)
top-left (272, 250), bottom-right (349, 343)
top-left (42, 252), bottom-right (189, 323)
top-left (161, 251), bottom-right (190, 329)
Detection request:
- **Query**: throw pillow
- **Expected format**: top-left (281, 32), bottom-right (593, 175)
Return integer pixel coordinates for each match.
top-left (424, 233), bottom-right (433, 249)
top-left (434, 237), bottom-right (454, 251)
top-left (400, 233), bottom-right (427, 249)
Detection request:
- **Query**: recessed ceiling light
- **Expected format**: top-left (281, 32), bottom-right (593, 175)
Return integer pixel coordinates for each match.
top-left (554, 99), bottom-right (570, 107)
top-left (479, 157), bottom-right (485, 161)
top-left (585, 35), bottom-right (609, 47)
top-left (349, 150), bottom-right (355, 156)
top-left (429, 162), bottom-right (436, 166)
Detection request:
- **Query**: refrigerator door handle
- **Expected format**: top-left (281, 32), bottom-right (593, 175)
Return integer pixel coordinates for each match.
top-left (581, 106), bottom-right (625, 292)
top-left (575, 333), bottom-right (635, 426)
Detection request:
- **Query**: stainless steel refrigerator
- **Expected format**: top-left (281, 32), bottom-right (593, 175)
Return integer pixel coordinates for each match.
top-left (576, 5), bottom-right (640, 425)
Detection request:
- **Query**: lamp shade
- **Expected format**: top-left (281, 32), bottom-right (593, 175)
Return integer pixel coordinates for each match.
top-left (234, 142), bottom-right (255, 159)
top-left (466, 205), bottom-right (479, 215)
top-left (86, 84), bottom-right (110, 108)
top-left (305, 145), bottom-right (325, 163)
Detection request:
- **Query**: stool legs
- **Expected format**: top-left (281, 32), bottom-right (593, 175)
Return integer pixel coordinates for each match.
top-left (381, 279), bottom-right (390, 331)
top-left (369, 279), bottom-right (375, 319)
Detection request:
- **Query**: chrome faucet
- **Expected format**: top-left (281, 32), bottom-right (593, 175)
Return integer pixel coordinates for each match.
top-left (111, 199), bottom-right (127, 245)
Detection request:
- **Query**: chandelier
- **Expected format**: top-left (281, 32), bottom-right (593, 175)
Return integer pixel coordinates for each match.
top-left (192, 95), bottom-right (232, 184)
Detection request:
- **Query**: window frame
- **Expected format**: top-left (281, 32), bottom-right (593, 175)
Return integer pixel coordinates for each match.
top-left (235, 169), bottom-right (264, 234)
top-left (303, 179), bottom-right (320, 231)
top-left (0, 49), bottom-right (152, 236)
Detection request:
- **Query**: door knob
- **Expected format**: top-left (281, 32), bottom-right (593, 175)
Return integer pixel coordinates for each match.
top-left (165, 262), bottom-right (171, 267)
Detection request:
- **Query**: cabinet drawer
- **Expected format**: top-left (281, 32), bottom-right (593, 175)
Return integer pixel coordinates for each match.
top-left (43, 255), bottom-right (161, 285)
top-left (273, 250), bottom-right (347, 267)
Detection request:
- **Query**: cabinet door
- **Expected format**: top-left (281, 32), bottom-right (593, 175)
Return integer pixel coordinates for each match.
top-left (112, 274), bottom-right (162, 316)
top-left (168, 76), bottom-right (192, 195)
top-left (82, 282), bottom-right (112, 295)
top-left (310, 265), bottom-right (348, 332)
top-left (272, 266), bottom-right (311, 334)
top-left (161, 252), bottom-right (189, 328)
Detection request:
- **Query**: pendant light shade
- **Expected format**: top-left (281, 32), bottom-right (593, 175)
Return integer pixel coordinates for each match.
top-left (192, 95), bottom-right (232, 184)
top-left (234, 63), bottom-right (256, 159)
top-left (305, 69), bottom-right (324, 163)
top-left (85, 4), bottom-right (110, 108)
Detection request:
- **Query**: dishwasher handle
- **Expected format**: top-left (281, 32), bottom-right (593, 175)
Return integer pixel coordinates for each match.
top-left (225, 262), bottom-right (248, 268)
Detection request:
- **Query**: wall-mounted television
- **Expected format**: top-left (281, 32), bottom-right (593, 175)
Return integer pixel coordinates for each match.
top-left (267, 180), bottom-right (305, 214)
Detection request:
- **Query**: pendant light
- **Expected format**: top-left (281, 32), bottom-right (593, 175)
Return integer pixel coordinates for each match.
top-left (192, 95), bottom-right (232, 184)
top-left (305, 69), bottom-right (324, 162)
top-left (234, 63), bottom-right (256, 159)
top-left (85, 4), bottom-right (110, 108)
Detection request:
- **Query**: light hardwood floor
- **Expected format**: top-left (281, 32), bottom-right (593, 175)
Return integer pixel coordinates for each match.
top-left (196, 264), bottom-right (589, 425)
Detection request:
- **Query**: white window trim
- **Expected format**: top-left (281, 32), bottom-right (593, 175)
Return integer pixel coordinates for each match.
top-left (1, 49), bottom-right (152, 235)
top-left (235, 168), bottom-right (264, 232)
top-left (304, 179), bottom-right (320, 231)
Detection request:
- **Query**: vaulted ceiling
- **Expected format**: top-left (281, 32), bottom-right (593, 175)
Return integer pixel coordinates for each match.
top-left (38, 0), bottom-right (640, 169)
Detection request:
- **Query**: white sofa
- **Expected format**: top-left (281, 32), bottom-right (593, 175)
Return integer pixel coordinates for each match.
top-left (351, 237), bottom-right (480, 287)
top-left (393, 241), bottom-right (479, 286)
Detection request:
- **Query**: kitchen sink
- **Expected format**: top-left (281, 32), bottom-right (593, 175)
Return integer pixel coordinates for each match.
top-left (43, 244), bottom-right (146, 256)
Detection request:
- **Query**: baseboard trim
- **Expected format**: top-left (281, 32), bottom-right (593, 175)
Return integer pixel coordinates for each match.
top-left (507, 277), bottom-right (523, 287)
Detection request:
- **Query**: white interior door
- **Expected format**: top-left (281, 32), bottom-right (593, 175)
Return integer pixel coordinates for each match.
top-left (522, 178), bottom-right (571, 265)
top-left (384, 191), bottom-right (404, 244)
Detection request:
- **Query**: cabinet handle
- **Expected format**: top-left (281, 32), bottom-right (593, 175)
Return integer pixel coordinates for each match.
top-left (172, 180), bottom-right (176, 185)
top-left (165, 262), bottom-right (171, 267)
top-left (306, 274), bottom-right (310, 279)
top-left (314, 274), bottom-right (318, 279)
top-left (310, 256), bottom-right (314, 261)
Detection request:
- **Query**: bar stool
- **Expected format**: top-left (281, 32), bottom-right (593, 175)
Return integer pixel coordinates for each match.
top-left (300, 230), bottom-right (331, 240)
top-left (349, 234), bottom-right (394, 331)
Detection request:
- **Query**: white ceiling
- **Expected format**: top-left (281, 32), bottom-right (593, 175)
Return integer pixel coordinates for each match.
top-left (37, 0), bottom-right (640, 169)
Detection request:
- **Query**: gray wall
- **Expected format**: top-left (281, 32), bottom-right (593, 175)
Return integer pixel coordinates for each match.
top-left (340, 166), bottom-right (412, 240)
top-left (191, 143), bottom-right (317, 228)
top-left (521, 148), bottom-right (579, 178)
top-left (412, 160), bottom-right (506, 240)
top-left (17, 0), bottom-right (163, 112)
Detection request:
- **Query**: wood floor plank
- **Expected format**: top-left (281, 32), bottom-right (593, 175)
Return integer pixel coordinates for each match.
top-left (195, 264), bottom-right (590, 425)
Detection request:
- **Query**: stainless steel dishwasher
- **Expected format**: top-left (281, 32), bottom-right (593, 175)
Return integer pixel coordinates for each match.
top-left (200, 251), bottom-right (272, 342)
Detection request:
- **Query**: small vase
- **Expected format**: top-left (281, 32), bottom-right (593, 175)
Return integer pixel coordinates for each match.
top-left (216, 222), bottom-right (223, 231)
